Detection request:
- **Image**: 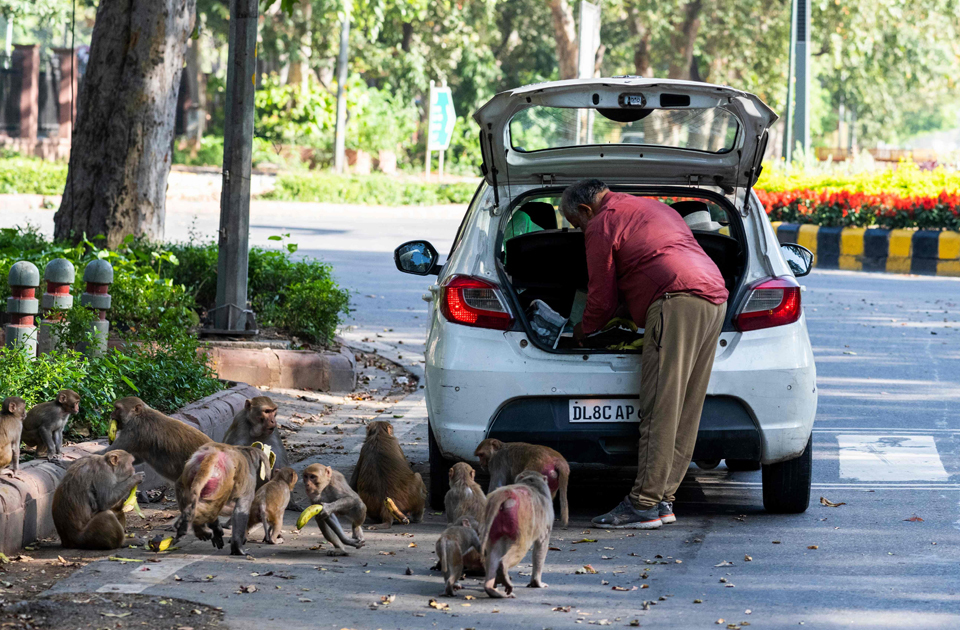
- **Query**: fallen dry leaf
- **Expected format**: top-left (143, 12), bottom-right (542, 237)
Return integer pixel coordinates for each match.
top-left (612, 586), bottom-right (638, 592)
top-left (576, 564), bottom-right (598, 574)
top-left (715, 561), bottom-right (734, 567)
top-left (820, 497), bottom-right (846, 508)
top-left (694, 599), bottom-right (703, 604)
top-left (549, 546), bottom-right (562, 551)
top-left (553, 606), bottom-right (572, 613)
top-left (428, 599), bottom-right (449, 611)
top-left (238, 585), bottom-right (257, 594)
top-left (380, 594), bottom-right (396, 604)
top-left (716, 619), bottom-right (725, 625)
top-left (101, 612), bottom-right (132, 618)
top-left (408, 543), bottom-right (417, 548)
top-left (464, 595), bottom-right (475, 600)
top-left (744, 555), bottom-right (753, 561)
top-left (807, 545), bottom-right (819, 550)
top-left (904, 515), bottom-right (924, 522)
top-left (630, 621), bottom-right (640, 627)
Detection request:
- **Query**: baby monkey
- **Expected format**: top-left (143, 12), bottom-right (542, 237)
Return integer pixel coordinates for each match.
top-left (436, 518), bottom-right (482, 597)
top-left (248, 467), bottom-right (298, 544)
top-left (300, 463), bottom-right (366, 555)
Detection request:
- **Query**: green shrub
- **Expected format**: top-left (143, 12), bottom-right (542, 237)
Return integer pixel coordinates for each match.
top-left (0, 156), bottom-right (67, 195)
top-left (264, 172), bottom-right (477, 205)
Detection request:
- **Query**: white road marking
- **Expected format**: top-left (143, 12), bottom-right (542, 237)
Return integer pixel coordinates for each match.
top-left (837, 435), bottom-right (948, 482)
top-left (96, 554), bottom-right (208, 594)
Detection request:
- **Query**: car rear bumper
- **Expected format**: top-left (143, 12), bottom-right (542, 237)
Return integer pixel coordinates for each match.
top-left (426, 316), bottom-right (817, 466)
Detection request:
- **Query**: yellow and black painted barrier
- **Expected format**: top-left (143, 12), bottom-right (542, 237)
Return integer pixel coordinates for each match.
top-left (770, 223), bottom-right (960, 277)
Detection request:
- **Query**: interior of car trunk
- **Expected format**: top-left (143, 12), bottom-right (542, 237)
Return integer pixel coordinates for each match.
top-left (498, 191), bottom-right (746, 351)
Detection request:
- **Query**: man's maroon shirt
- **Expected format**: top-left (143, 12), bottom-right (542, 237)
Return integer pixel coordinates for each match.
top-left (580, 192), bottom-right (729, 334)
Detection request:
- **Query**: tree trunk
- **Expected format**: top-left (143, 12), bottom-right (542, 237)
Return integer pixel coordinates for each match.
top-left (626, 2), bottom-right (652, 78)
top-left (667, 0), bottom-right (702, 80)
top-left (547, 0), bottom-right (578, 80)
top-left (54, 0), bottom-right (196, 247)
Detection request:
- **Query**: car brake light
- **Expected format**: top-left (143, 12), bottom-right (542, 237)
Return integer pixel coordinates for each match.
top-left (440, 275), bottom-right (513, 330)
top-left (735, 276), bottom-right (802, 332)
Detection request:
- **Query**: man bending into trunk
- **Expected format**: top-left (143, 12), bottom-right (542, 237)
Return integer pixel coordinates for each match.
top-left (561, 179), bottom-right (728, 529)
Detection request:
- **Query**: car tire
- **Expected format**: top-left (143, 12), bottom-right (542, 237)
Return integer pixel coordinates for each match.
top-left (726, 459), bottom-right (761, 472)
top-left (695, 459), bottom-right (721, 470)
top-left (428, 421), bottom-right (452, 512)
top-left (761, 435), bottom-right (812, 514)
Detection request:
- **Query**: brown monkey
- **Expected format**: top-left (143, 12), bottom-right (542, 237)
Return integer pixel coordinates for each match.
top-left (436, 518), bottom-right (482, 597)
top-left (53, 450), bottom-right (144, 549)
top-left (302, 463), bottom-right (366, 555)
top-left (351, 421), bottom-right (426, 528)
top-left (104, 396), bottom-right (211, 483)
top-left (0, 397), bottom-right (26, 478)
top-left (223, 397), bottom-right (290, 470)
top-left (445, 462), bottom-right (486, 525)
top-left (22, 389), bottom-right (80, 460)
top-left (480, 470), bottom-right (554, 599)
top-left (247, 467), bottom-right (297, 544)
top-left (175, 442), bottom-right (273, 556)
top-left (474, 439), bottom-right (570, 527)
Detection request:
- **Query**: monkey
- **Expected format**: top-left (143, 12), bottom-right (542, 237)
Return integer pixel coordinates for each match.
top-left (350, 421), bottom-right (426, 528)
top-left (223, 396), bottom-right (300, 511)
top-left (436, 518), bottom-right (482, 597)
top-left (52, 450), bottom-right (145, 550)
top-left (223, 397), bottom-right (290, 470)
top-left (301, 463), bottom-right (366, 555)
top-left (21, 389), bottom-right (81, 461)
top-left (247, 467), bottom-right (297, 544)
top-left (480, 470), bottom-right (554, 599)
top-left (0, 397), bottom-right (26, 478)
top-left (104, 396), bottom-right (211, 483)
top-left (445, 462), bottom-right (487, 525)
top-left (175, 441), bottom-right (274, 556)
top-left (474, 439), bottom-right (570, 528)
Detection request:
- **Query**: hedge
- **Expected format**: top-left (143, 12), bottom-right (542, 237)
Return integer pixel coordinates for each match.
top-left (263, 172), bottom-right (477, 205)
top-left (756, 189), bottom-right (960, 230)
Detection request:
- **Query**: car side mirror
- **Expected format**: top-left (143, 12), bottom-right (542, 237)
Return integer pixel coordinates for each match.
top-left (780, 243), bottom-right (814, 277)
top-left (395, 240), bottom-right (441, 276)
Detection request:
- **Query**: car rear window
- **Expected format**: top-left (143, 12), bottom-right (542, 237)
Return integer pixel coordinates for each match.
top-left (509, 106), bottom-right (740, 154)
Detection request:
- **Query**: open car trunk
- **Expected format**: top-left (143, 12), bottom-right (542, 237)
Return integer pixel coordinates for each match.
top-left (497, 189), bottom-right (747, 353)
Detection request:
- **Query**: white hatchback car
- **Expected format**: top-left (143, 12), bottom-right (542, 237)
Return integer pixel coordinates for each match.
top-left (395, 78), bottom-right (817, 515)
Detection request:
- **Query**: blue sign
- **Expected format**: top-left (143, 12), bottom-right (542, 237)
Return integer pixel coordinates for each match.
top-left (428, 87), bottom-right (457, 151)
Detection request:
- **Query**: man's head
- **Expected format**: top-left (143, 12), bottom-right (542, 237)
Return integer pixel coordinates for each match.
top-left (560, 179), bottom-right (610, 230)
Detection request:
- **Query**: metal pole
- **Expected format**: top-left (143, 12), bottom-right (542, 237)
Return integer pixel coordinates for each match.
top-left (213, 0), bottom-right (258, 334)
top-left (782, 0), bottom-right (797, 162)
top-left (3, 18), bottom-right (12, 57)
top-left (425, 80), bottom-right (434, 181)
top-left (793, 0), bottom-right (810, 157)
top-left (333, 0), bottom-right (351, 174)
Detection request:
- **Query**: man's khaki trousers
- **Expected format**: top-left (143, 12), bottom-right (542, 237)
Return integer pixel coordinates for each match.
top-left (629, 293), bottom-right (727, 510)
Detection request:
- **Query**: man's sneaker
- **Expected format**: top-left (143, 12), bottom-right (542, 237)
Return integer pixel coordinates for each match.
top-left (591, 498), bottom-right (662, 529)
top-left (658, 501), bottom-right (676, 524)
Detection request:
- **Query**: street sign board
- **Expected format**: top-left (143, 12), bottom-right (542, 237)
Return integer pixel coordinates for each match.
top-left (428, 86), bottom-right (457, 151)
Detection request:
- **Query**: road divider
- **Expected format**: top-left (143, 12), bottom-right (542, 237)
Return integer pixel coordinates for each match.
top-left (771, 223), bottom-right (960, 276)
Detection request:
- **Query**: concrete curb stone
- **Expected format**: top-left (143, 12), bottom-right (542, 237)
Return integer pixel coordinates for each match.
top-left (205, 347), bottom-right (357, 393)
top-left (0, 382), bottom-right (260, 555)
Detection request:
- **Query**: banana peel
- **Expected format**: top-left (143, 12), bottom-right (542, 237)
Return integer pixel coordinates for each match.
top-left (250, 442), bottom-right (276, 480)
top-left (296, 504), bottom-right (324, 530)
top-left (148, 535), bottom-right (174, 553)
top-left (601, 317), bottom-right (638, 333)
top-left (107, 420), bottom-right (118, 444)
top-left (606, 338), bottom-right (644, 351)
top-left (384, 498), bottom-right (410, 525)
top-left (122, 486), bottom-right (144, 518)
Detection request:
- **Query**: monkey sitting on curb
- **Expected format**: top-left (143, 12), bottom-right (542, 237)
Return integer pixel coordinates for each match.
top-left (21, 389), bottom-right (81, 461)
top-left (480, 470), bottom-right (554, 599)
top-left (475, 438), bottom-right (570, 527)
top-left (351, 421), bottom-right (426, 528)
top-left (104, 396), bottom-right (211, 484)
top-left (0, 397), bottom-right (26, 478)
top-left (175, 442), bottom-right (274, 556)
top-left (53, 450), bottom-right (144, 550)
top-left (301, 463), bottom-right (366, 556)
top-left (247, 467), bottom-right (297, 544)
top-left (436, 518), bottom-right (482, 597)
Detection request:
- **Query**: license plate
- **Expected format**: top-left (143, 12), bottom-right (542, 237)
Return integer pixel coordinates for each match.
top-left (569, 399), bottom-right (640, 423)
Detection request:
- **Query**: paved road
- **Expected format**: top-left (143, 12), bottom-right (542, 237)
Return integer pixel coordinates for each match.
top-left (6, 199), bottom-right (960, 628)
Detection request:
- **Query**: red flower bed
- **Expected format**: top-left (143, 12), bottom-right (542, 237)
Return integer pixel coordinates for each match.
top-left (756, 189), bottom-right (960, 231)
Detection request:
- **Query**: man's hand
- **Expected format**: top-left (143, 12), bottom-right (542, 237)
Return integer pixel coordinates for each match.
top-left (573, 322), bottom-right (586, 346)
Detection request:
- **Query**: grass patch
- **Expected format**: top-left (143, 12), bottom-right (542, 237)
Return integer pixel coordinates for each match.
top-left (263, 171), bottom-right (478, 205)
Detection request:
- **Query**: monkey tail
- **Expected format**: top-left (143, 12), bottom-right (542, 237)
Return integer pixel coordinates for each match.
top-left (557, 460), bottom-right (570, 528)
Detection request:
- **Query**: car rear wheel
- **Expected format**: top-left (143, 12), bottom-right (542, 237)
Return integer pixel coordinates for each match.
top-left (726, 459), bottom-right (761, 472)
top-left (428, 421), bottom-right (452, 511)
top-left (761, 435), bottom-right (812, 514)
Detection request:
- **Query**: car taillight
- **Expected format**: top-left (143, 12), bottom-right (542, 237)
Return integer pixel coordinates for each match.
top-left (735, 276), bottom-right (802, 332)
top-left (440, 275), bottom-right (513, 330)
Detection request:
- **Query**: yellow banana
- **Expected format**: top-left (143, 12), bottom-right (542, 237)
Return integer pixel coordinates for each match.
top-left (297, 504), bottom-right (324, 530)
top-left (107, 420), bottom-right (118, 444)
top-left (149, 535), bottom-right (174, 552)
top-left (122, 486), bottom-right (143, 518)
